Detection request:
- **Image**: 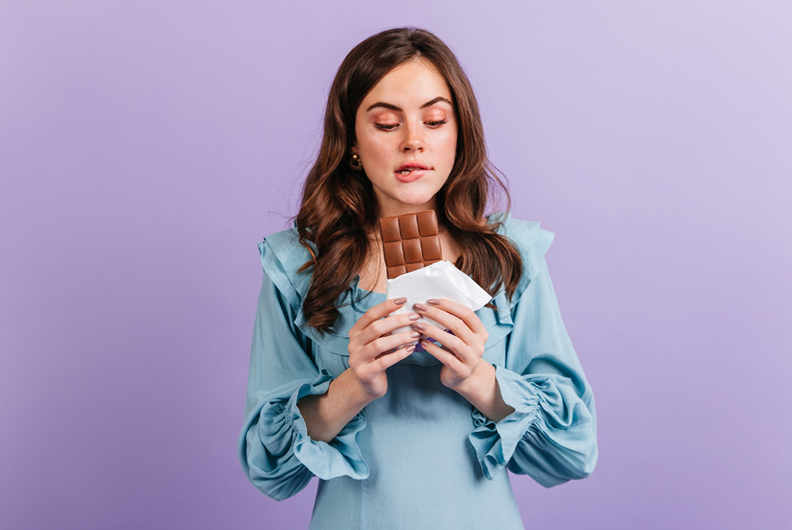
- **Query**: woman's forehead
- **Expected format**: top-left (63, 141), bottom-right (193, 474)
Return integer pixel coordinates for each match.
top-left (361, 59), bottom-right (453, 109)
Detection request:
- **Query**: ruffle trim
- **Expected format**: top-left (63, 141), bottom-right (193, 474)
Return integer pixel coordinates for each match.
top-left (258, 215), bottom-right (554, 357)
top-left (469, 367), bottom-right (597, 482)
top-left (468, 214), bottom-right (555, 350)
top-left (469, 366), bottom-right (540, 479)
top-left (258, 369), bottom-right (369, 481)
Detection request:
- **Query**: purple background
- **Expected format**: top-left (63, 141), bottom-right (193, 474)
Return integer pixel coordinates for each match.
top-left (1, 1), bottom-right (790, 529)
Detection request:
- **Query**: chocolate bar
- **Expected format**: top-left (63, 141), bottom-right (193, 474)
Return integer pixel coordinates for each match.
top-left (378, 210), bottom-right (443, 279)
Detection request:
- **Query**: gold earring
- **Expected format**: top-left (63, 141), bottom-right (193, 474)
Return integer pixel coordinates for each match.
top-left (349, 153), bottom-right (363, 172)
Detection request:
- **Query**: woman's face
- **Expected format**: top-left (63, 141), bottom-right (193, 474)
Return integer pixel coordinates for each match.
top-left (352, 58), bottom-right (458, 218)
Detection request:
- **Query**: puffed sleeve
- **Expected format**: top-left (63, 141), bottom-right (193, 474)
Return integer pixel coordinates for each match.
top-left (237, 237), bottom-right (369, 502)
top-left (469, 220), bottom-right (598, 487)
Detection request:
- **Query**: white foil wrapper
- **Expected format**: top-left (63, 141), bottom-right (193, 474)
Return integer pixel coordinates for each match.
top-left (386, 260), bottom-right (492, 334)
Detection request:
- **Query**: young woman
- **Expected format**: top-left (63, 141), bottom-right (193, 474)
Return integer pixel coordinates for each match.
top-left (239, 27), bottom-right (597, 530)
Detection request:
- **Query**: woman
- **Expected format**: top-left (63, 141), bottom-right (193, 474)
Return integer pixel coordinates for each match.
top-left (239, 27), bottom-right (597, 529)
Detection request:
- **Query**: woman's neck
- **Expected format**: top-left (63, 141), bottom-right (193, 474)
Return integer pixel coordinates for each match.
top-left (375, 197), bottom-right (438, 219)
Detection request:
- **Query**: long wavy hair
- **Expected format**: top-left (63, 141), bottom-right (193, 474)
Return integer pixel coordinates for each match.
top-left (296, 27), bottom-right (523, 333)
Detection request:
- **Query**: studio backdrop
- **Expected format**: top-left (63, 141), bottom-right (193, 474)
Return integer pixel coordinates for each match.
top-left (1, 1), bottom-right (790, 529)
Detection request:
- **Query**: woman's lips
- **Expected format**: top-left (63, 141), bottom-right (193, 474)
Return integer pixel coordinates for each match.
top-left (394, 168), bottom-right (428, 183)
top-left (395, 162), bottom-right (431, 182)
top-left (396, 162), bottom-right (431, 172)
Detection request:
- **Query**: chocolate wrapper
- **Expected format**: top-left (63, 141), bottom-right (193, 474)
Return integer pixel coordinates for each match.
top-left (386, 260), bottom-right (491, 335)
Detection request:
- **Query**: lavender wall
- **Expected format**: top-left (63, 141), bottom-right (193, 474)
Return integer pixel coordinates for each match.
top-left (1, 1), bottom-right (790, 529)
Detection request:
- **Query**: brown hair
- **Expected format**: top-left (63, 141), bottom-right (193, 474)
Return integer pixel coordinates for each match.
top-left (295, 27), bottom-right (523, 332)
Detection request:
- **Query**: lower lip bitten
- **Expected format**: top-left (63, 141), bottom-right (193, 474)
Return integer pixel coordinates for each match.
top-left (395, 169), bottom-right (427, 182)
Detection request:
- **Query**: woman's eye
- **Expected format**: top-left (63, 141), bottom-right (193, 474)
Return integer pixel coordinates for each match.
top-left (374, 123), bottom-right (399, 131)
top-left (425, 120), bottom-right (447, 128)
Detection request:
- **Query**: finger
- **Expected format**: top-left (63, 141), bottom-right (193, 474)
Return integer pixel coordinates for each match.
top-left (419, 339), bottom-right (466, 372)
top-left (413, 303), bottom-right (475, 344)
top-left (368, 343), bottom-right (416, 373)
top-left (357, 312), bottom-right (421, 346)
top-left (365, 329), bottom-right (421, 359)
top-left (411, 321), bottom-right (468, 356)
top-left (425, 299), bottom-right (487, 335)
top-left (350, 297), bottom-right (407, 335)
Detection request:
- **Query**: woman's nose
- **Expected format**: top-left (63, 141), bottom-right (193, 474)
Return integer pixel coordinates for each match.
top-left (400, 123), bottom-right (424, 152)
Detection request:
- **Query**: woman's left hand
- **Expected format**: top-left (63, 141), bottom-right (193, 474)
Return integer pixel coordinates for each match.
top-left (412, 299), bottom-right (489, 389)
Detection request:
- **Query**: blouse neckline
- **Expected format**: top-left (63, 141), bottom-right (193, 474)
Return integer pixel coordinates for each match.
top-left (349, 274), bottom-right (386, 314)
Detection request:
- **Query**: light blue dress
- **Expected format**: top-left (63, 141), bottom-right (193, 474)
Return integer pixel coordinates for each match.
top-left (238, 216), bottom-right (598, 530)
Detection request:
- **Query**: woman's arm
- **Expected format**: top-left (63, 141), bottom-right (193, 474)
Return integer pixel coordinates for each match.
top-left (411, 299), bottom-right (515, 422)
top-left (298, 298), bottom-right (422, 442)
top-left (471, 258), bottom-right (598, 486)
top-left (448, 361), bottom-right (514, 422)
top-left (297, 370), bottom-right (375, 443)
top-left (409, 254), bottom-right (597, 486)
top-left (242, 244), bottom-right (419, 499)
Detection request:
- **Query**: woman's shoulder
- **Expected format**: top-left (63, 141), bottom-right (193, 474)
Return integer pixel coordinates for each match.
top-left (261, 226), bottom-right (314, 266)
top-left (488, 212), bottom-right (555, 294)
top-left (489, 212), bottom-right (554, 262)
top-left (257, 226), bottom-right (365, 356)
top-left (257, 227), bottom-right (314, 309)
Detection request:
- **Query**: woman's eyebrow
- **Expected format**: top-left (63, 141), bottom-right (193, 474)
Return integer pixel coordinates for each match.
top-left (365, 96), bottom-right (453, 112)
top-left (420, 96), bottom-right (452, 109)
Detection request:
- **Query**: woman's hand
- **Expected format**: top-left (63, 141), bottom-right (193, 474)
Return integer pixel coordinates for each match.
top-left (412, 299), bottom-right (489, 390)
top-left (347, 297), bottom-right (421, 400)
top-left (412, 299), bottom-right (513, 422)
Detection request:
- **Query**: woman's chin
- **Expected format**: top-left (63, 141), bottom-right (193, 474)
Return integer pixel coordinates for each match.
top-left (389, 198), bottom-right (437, 214)
top-left (374, 191), bottom-right (439, 216)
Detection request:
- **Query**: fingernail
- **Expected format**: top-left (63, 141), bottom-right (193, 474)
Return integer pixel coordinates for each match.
top-left (406, 345), bottom-right (416, 353)
top-left (393, 297), bottom-right (407, 305)
top-left (410, 331), bottom-right (421, 339)
top-left (427, 299), bottom-right (441, 305)
top-left (412, 321), bottom-right (427, 331)
top-left (414, 303), bottom-right (429, 312)
top-left (408, 313), bottom-right (421, 321)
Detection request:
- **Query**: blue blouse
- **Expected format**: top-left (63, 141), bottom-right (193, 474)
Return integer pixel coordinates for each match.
top-left (238, 216), bottom-right (597, 530)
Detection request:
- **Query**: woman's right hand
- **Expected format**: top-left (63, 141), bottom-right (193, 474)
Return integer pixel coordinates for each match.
top-left (347, 297), bottom-right (421, 399)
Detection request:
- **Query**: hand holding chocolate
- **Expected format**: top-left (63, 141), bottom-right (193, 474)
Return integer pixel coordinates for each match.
top-left (380, 210), bottom-right (491, 338)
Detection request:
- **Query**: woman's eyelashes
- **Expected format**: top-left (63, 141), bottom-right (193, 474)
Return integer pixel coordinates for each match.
top-left (373, 119), bottom-right (448, 131)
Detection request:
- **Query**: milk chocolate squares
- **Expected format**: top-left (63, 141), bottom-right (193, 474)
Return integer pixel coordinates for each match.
top-left (378, 210), bottom-right (443, 279)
